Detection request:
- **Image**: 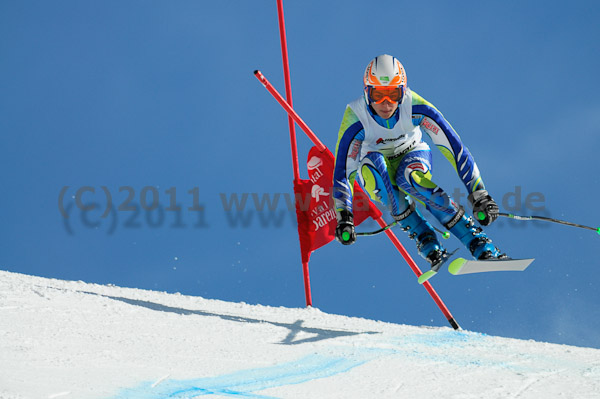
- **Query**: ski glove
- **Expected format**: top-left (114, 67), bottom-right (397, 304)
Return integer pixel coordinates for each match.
top-left (468, 189), bottom-right (499, 226)
top-left (335, 209), bottom-right (356, 245)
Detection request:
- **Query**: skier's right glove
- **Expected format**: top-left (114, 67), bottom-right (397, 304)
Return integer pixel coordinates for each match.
top-left (335, 209), bottom-right (356, 245)
top-left (468, 189), bottom-right (499, 226)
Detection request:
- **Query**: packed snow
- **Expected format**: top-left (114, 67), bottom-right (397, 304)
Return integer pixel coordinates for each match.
top-left (1, 270), bottom-right (599, 399)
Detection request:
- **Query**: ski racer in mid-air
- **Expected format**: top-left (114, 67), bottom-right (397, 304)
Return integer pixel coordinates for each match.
top-left (333, 54), bottom-right (505, 272)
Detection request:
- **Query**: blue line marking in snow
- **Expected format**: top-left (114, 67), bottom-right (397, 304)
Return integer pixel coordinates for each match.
top-left (112, 329), bottom-right (526, 398)
top-left (112, 353), bottom-right (372, 399)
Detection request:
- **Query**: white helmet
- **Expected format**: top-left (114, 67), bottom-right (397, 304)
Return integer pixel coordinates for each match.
top-left (363, 54), bottom-right (407, 104)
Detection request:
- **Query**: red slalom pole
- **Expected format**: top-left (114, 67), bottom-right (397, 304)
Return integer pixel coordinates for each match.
top-left (254, 70), bottom-right (460, 330)
top-left (275, 0), bottom-right (312, 307)
top-left (254, 70), bottom-right (326, 152)
top-left (301, 262), bottom-right (312, 307)
top-left (376, 217), bottom-right (460, 329)
top-left (276, 0), bottom-right (300, 181)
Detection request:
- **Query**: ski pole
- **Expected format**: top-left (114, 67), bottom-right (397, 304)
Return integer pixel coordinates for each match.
top-left (360, 210), bottom-right (600, 238)
top-left (356, 221), bottom-right (451, 238)
top-left (491, 212), bottom-right (600, 235)
top-left (355, 222), bottom-right (397, 237)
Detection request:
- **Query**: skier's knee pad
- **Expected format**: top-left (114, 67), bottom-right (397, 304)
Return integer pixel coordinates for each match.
top-left (358, 152), bottom-right (403, 214)
top-left (410, 170), bottom-right (437, 190)
top-left (359, 163), bottom-right (389, 206)
top-left (395, 161), bottom-right (457, 224)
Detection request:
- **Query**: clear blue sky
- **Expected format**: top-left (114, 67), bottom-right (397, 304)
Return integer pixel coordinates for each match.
top-left (2, 0), bottom-right (599, 348)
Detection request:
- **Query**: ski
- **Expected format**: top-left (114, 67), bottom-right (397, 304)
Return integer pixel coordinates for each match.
top-left (417, 249), bottom-right (458, 284)
top-left (417, 269), bottom-right (438, 284)
top-left (448, 257), bottom-right (535, 276)
top-left (419, 257), bottom-right (535, 284)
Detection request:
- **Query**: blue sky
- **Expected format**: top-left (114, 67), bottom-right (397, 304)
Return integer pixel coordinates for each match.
top-left (2, 0), bottom-right (600, 348)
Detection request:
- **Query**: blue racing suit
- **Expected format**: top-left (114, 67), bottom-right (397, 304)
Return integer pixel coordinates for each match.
top-left (333, 88), bottom-right (498, 260)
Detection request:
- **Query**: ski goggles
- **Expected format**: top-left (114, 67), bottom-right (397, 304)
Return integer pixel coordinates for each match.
top-left (367, 86), bottom-right (404, 104)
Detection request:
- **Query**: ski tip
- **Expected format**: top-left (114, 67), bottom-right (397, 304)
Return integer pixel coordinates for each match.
top-left (418, 270), bottom-right (437, 284)
top-left (447, 258), bottom-right (468, 275)
top-left (597, 227), bottom-right (600, 235)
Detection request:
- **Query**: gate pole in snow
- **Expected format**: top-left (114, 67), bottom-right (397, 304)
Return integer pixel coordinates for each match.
top-left (276, 0), bottom-right (312, 307)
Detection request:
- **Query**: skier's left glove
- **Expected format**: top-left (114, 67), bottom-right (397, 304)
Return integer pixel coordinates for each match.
top-left (468, 189), bottom-right (499, 226)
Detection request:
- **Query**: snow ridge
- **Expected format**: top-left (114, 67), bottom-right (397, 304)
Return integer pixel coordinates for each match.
top-left (1, 270), bottom-right (599, 399)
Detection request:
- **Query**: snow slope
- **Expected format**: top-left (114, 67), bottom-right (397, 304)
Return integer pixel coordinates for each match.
top-left (1, 270), bottom-right (599, 399)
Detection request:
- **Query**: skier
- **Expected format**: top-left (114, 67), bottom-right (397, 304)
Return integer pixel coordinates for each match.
top-left (333, 54), bottom-right (504, 272)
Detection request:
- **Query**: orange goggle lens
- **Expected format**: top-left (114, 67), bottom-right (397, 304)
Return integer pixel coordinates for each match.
top-left (368, 86), bottom-right (403, 104)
